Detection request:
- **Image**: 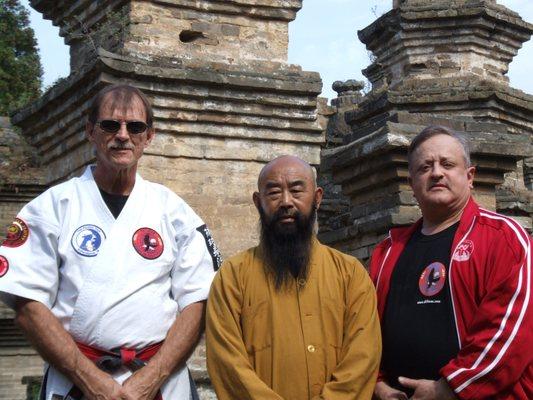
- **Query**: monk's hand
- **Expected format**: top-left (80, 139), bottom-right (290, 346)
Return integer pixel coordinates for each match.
top-left (121, 363), bottom-right (163, 400)
top-left (398, 377), bottom-right (457, 400)
top-left (374, 380), bottom-right (409, 400)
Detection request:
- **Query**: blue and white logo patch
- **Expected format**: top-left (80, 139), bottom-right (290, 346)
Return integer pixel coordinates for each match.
top-left (71, 225), bottom-right (106, 257)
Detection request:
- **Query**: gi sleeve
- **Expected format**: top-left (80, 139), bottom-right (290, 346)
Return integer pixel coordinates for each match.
top-left (313, 262), bottom-right (382, 400)
top-left (441, 224), bottom-right (532, 399)
top-left (171, 222), bottom-right (220, 312)
top-left (206, 261), bottom-right (284, 400)
top-left (0, 201), bottom-right (60, 309)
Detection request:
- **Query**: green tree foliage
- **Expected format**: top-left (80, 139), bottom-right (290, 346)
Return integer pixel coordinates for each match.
top-left (0, 0), bottom-right (42, 115)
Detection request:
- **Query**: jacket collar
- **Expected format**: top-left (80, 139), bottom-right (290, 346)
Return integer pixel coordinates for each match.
top-left (389, 196), bottom-right (479, 246)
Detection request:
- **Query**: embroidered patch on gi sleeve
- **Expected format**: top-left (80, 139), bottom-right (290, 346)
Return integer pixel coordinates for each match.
top-left (0, 255), bottom-right (9, 277)
top-left (2, 217), bottom-right (29, 248)
top-left (196, 224), bottom-right (221, 271)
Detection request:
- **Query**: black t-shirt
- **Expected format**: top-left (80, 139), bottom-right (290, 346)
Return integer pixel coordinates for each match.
top-left (382, 222), bottom-right (460, 394)
top-left (99, 188), bottom-right (129, 219)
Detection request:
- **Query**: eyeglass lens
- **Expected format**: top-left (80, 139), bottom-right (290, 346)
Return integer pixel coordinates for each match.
top-left (98, 120), bottom-right (148, 134)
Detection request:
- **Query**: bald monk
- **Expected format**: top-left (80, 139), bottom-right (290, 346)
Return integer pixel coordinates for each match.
top-left (206, 155), bottom-right (381, 399)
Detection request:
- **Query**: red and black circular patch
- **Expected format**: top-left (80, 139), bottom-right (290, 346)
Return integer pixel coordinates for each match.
top-left (419, 262), bottom-right (446, 297)
top-left (132, 228), bottom-right (164, 260)
top-left (0, 255), bottom-right (9, 277)
top-left (2, 218), bottom-right (29, 248)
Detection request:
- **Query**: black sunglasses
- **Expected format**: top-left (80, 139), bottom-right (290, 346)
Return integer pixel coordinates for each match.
top-left (97, 120), bottom-right (150, 135)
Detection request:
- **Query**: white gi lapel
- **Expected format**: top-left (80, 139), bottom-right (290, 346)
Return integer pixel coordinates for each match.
top-left (69, 168), bottom-right (147, 345)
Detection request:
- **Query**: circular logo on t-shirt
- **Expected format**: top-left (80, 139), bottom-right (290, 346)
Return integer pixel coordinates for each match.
top-left (132, 228), bottom-right (164, 260)
top-left (2, 218), bottom-right (29, 248)
top-left (453, 240), bottom-right (474, 262)
top-left (0, 255), bottom-right (9, 277)
top-left (419, 262), bottom-right (447, 297)
top-left (71, 225), bottom-right (106, 257)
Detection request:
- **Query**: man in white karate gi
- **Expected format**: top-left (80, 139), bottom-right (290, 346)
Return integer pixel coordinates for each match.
top-left (0, 84), bottom-right (220, 400)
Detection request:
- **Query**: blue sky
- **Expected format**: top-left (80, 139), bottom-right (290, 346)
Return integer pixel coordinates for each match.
top-left (21, 0), bottom-right (533, 101)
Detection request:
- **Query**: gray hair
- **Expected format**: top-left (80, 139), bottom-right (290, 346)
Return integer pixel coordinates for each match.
top-left (88, 84), bottom-right (154, 127)
top-left (408, 125), bottom-right (471, 168)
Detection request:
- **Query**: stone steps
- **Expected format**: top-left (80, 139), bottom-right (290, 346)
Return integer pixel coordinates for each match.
top-left (0, 373), bottom-right (28, 400)
top-left (0, 319), bottom-right (30, 348)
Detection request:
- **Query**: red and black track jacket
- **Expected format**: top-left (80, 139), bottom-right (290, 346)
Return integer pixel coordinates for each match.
top-left (370, 198), bottom-right (532, 400)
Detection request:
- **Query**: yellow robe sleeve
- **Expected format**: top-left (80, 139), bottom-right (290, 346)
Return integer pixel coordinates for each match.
top-left (313, 264), bottom-right (382, 400)
top-left (206, 261), bottom-right (283, 400)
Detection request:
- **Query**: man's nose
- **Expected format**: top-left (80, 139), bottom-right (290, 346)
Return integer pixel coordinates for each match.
top-left (431, 164), bottom-right (444, 178)
top-left (115, 123), bottom-right (130, 141)
top-left (280, 190), bottom-right (294, 208)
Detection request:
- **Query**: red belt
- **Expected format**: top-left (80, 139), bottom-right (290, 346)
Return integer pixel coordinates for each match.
top-left (77, 341), bottom-right (163, 370)
top-left (65, 342), bottom-right (164, 400)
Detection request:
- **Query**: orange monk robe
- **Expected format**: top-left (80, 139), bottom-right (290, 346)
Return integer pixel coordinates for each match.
top-left (206, 239), bottom-right (381, 400)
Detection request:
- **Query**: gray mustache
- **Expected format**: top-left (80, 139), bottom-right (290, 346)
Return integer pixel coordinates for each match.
top-left (108, 143), bottom-right (135, 150)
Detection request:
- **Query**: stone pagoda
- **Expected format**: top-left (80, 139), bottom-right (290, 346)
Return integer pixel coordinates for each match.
top-left (0, 1), bottom-right (324, 398)
top-left (319, 0), bottom-right (533, 261)
top-left (10, 0), bottom-right (324, 256)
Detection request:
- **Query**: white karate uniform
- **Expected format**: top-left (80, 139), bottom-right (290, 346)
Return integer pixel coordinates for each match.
top-left (0, 166), bottom-right (219, 400)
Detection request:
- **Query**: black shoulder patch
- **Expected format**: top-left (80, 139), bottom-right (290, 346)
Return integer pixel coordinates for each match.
top-left (196, 224), bottom-right (222, 271)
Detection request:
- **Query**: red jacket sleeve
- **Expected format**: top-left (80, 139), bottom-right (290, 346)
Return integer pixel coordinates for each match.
top-left (368, 237), bottom-right (392, 383)
top-left (441, 223), bottom-right (532, 399)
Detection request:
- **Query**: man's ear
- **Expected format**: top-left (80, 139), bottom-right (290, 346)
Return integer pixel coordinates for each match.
top-left (145, 127), bottom-right (155, 147)
top-left (467, 166), bottom-right (476, 189)
top-left (314, 187), bottom-right (323, 210)
top-left (86, 122), bottom-right (95, 142)
top-left (252, 191), bottom-right (261, 211)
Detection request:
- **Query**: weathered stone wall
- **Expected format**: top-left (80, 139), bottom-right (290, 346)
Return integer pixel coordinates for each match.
top-left (34, 0), bottom-right (300, 80)
top-left (141, 157), bottom-right (261, 256)
top-left (317, 81), bottom-right (363, 239)
top-left (127, 1), bottom-right (291, 64)
top-left (0, 117), bottom-right (46, 234)
top-left (0, 303), bottom-right (44, 400)
top-left (0, 352), bottom-right (44, 400)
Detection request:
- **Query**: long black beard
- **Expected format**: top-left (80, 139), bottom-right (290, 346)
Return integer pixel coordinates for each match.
top-left (258, 203), bottom-right (316, 290)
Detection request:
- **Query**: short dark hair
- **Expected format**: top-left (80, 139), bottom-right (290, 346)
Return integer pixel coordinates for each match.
top-left (87, 84), bottom-right (153, 127)
top-left (408, 125), bottom-right (471, 168)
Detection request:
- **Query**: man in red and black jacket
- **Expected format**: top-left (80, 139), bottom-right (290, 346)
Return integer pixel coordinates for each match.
top-left (370, 125), bottom-right (532, 400)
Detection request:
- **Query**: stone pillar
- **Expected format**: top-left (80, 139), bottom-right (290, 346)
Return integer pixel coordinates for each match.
top-left (317, 81), bottom-right (364, 240)
top-left (3, 1), bottom-right (323, 398)
top-left (319, 0), bottom-right (533, 261)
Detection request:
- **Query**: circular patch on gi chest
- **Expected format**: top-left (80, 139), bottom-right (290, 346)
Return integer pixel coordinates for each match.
top-left (2, 218), bottom-right (29, 248)
top-left (418, 262), bottom-right (446, 297)
top-left (132, 228), bottom-right (164, 260)
top-left (0, 255), bottom-right (9, 277)
top-left (71, 225), bottom-right (106, 257)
